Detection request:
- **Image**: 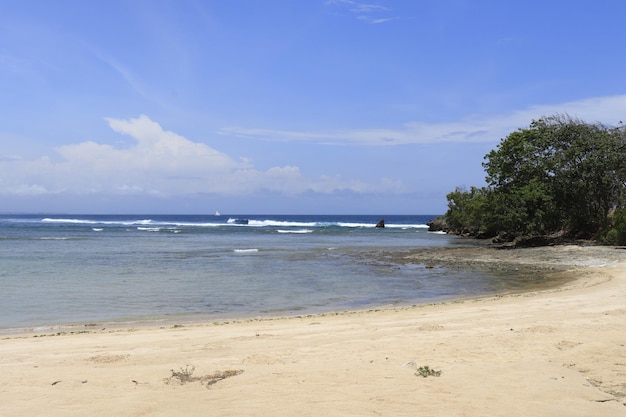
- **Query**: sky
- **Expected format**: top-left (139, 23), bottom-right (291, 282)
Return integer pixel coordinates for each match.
top-left (1, 0), bottom-right (626, 215)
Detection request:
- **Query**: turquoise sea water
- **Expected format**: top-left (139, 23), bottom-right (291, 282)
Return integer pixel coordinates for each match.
top-left (0, 214), bottom-right (531, 332)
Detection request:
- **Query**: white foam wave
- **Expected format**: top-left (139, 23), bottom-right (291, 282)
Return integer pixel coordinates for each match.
top-left (137, 227), bottom-right (161, 232)
top-left (40, 217), bottom-right (429, 230)
top-left (384, 224), bottom-right (429, 229)
top-left (92, 228), bottom-right (103, 232)
top-left (167, 222), bottom-right (222, 227)
top-left (276, 229), bottom-right (313, 234)
top-left (233, 248), bottom-right (259, 253)
top-left (226, 218), bottom-right (250, 225)
top-left (247, 219), bottom-right (317, 227)
top-left (336, 222), bottom-right (428, 229)
top-left (42, 218), bottom-right (153, 226)
top-left (334, 222), bottom-right (373, 228)
top-left (42, 218), bottom-right (98, 224)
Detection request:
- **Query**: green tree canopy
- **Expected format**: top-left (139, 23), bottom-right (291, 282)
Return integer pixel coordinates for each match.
top-left (445, 115), bottom-right (626, 243)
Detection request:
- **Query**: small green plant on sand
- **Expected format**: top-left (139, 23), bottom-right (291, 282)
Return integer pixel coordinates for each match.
top-left (415, 365), bottom-right (441, 378)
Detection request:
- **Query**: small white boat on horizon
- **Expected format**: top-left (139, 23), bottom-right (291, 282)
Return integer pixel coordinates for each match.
top-left (215, 210), bottom-right (221, 216)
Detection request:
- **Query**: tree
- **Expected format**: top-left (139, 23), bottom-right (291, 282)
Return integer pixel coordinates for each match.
top-left (446, 115), bottom-right (626, 242)
top-left (445, 186), bottom-right (491, 236)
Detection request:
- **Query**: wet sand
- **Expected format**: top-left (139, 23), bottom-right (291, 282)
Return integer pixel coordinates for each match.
top-left (1, 245), bottom-right (626, 416)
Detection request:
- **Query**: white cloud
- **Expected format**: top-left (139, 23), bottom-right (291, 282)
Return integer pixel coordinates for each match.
top-left (219, 94), bottom-right (626, 146)
top-left (6, 183), bottom-right (54, 196)
top-left (48, 115), bottom-right (246, 195)
top-left (326, 0), bottom-right (397, 24)
top-left (356, 16), bottom-right (396, 24)
top-left (351, 4), bottom-right (388, 13)
top-left (0, 115), bottom-right (382, 198)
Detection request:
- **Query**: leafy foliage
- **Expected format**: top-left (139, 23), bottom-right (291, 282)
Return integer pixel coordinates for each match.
top-left (415, 365), bottom-right (442, 378)
top-left (601, 197), bottom-right (626, 245)
top-left (445, 115), bottom-right (626, 243)
top-left (445, 186), bottom-right (491, 237)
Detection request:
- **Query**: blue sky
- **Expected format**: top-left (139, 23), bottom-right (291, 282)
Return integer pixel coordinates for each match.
top-left (1, 0), bottom-right (626, 214)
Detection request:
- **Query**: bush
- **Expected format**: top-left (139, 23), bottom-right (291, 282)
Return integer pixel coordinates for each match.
top-left (602, 207), bottom-right (626, 245)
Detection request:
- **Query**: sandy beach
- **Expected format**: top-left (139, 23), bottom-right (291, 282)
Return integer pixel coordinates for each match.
top-left (1, 245), bottom-right (626, 416)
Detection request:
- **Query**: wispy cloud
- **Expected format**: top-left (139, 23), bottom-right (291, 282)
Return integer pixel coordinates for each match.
top-left (356, 15), bottom-right (396, 24)
top-left (326, 0), bottom-right (397, 24)
top-left (87, 45), bottom-right (159, 105)
top-left (219, 94), bottom-right (626, 146)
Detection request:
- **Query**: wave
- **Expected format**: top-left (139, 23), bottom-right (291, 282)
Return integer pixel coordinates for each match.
top-left (247, 220), bottom-right (429, 229)
top-left (137, 227), bottom-right (161, 232)
top-left (40, 217), bottom-right (221, 229)
top-left (233, 248), bottom-right (259, 253)
top-left (42, 218), bottom-right (153, 226)
top-left (276, 229), bottom-right (313, 234)
top-left (335, 222), bottom-right (428, 229)
top-left (247, 219), bottom-right (318, 227)
top-left (38, 216), bottom-right (430, 230)
top-left (227, 218), bottom-right (249, 225)
top-left (136, 226), bottom-right (181, 233)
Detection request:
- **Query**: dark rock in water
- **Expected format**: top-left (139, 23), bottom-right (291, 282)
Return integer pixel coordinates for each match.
top-left (427, 217), bottom-right (448, 233)
top-left (375, 219), bottom-right (385, 228)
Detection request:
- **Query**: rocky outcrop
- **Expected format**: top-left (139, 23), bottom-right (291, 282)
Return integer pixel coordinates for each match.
top-left (427, 217), bottom-right (448, 233)
top-left (375, 219), bottom-right (385, 228)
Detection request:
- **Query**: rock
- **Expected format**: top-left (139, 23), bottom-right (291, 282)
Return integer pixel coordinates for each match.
top-left (427, 217), bottom-right (448, 232)
top-left (228, 218), bottom-right (249, 225)
top-left (375, 219), bottom-right (385, 228)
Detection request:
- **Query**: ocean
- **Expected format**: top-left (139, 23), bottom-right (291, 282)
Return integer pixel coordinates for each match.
top-left (0, 214), bottom-right (535, 333)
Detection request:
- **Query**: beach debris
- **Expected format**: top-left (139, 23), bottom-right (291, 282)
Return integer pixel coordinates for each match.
top-left (51, 380), bottom-right (62, 386)
top-left (166, 365), bottom-right (196, 385)
top-left (205, 370), bottom-right (244, 388)
top-left (165, 365), bottom-right (244, 388)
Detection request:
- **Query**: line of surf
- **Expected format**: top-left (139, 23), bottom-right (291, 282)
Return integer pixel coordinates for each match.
top-left (40, 217), bottom-right (429, 229)
top-left (41, 218), bottom-right (153, 226)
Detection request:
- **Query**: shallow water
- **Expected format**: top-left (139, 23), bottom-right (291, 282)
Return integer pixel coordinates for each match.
top-left (0, 214), bottom-right (555, 332)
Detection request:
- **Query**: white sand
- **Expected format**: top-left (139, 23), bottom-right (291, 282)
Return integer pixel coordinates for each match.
top-left (1, 247), bottom-right (626, 416)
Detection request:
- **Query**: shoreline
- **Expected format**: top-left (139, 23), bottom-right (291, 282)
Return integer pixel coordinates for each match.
top-left (2, 244), bottom-right (624, 337)
top-left (5, 243), bottom-right (624, 337)
top-left (4, 265), bottom-right (603, 336)
top-left (1, 247), bottom-right (613, 339)
top-left (0, 267), bottom-right (591, 338)
top-left (2, 245), bottom-right (626, 416)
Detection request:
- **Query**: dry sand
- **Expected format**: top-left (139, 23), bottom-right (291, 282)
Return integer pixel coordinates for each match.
top-left (2, 245), bottom-right (626, 416)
